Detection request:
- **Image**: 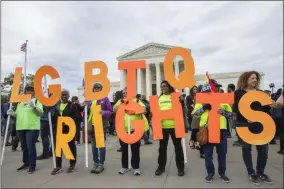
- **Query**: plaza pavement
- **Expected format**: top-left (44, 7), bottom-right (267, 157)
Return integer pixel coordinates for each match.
top-left (1, 132), bottom-right (283, 188)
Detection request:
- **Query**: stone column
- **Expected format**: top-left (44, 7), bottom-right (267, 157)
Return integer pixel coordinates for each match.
top-left (174, 60), bottom-right (180, 92)
top-left (146, 63), bottom-right (152, 99)
top-left (155, 62), bottom-right (161, 95)
top-left (137, 69), bottom-right (142, 94)
top-left (120, 70), bottom-right (126, 89)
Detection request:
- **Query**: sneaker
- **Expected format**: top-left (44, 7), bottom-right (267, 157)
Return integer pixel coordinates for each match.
top-left (270, 140), bottom-right (276, 145)
top-left (145, 141), bottom-right (153, 145)
top-left (77, 142), bottom-right (81, 146)
top-left (90, 163), bottom-right (99, 173)
top-left (205, 175), bottom-right (214, 183)
top-left (232, 141), bottom-right (242, 147)
top-left (200, 154), bottom-right (205, 159)
top-left (189, 140), bottom-right (195, 149)
top-left (28, 167), bottom-right (36, 174)
top-left (17, 164), bottom-right (29, 171)
top-left (5, 142), bottom-right (12, 147)
top-left (195, 142), bottom-right (200, 150)
top-left (118, 168), bottom-right (129, 175)
top-left (134, 169), bottom-right (141, 176)
top-left (227, 135), bottom-right (232, 138)
top-left (178, 169), bottom-right (185, 177)
top-left (249, 174), bottom-right (261, 186)
top-left (219, 175), bottom-right (230, 183)
top-left (155, 167), bottom-right (165, 176)
top-left (67, 166), bottom-right (76, 173)
top-left (37, 154), bottom-right (49, 160)
top-left (260, 174), bottom-right (273, 185)
top-left (94, 165), bottom-right (104, 174)
top-left (117, 148), bottom-right (122, 152)
top-left (277, 150), bottom-right (284, 155)
top-left (51, 167), bottom-right (62, 175)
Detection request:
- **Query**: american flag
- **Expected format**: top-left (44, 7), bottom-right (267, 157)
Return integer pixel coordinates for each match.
top-left (21, 43), bottom-right (26, 52)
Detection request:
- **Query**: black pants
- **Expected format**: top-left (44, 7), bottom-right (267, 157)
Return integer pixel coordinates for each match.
top-left (40, 121), bottom-right (50, 157)
top-left (143, 130), bottom-right (150, 142)
top-left (158, 128), bottom-right (184, 170)
top-left (75, 119), bottom-right (81, 143)
top-left (280, 118), bottom-right (284, 151)
top-left (55, 137), bottom-right (77, 167)
top-left (190, 128), bottom-right (199, 142)
top-left (11, 124), bottom-right (19, 150)
top-left (120, 139), bottom-right (141, 169)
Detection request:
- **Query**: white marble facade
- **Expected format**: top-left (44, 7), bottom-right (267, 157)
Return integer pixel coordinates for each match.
top-left (117, 42), bottom-right (264, 99)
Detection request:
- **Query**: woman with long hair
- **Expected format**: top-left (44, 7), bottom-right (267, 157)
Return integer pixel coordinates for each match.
top-left (155, 80), bottom-right (185, 177)
top-left (233, 71), bottom-right (273, 186)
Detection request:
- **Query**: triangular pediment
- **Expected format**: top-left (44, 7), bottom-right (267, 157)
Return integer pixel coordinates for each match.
top-left (116, 42), bottom-right (191, 61)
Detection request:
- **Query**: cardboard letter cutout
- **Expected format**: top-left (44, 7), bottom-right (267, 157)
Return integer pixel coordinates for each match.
top-left (115, 101), bottom-right (145, 144)
top-left (56, 117), bottom-right (76, 160)
top-left (118, 60), bottom-right (146, 99)
top-left (34, 65), bottom-right (61, 106)
top-left (149, 92), bottom-right (185, 140)
top-left (10, 67), bottom-right (31, 102)
top-left (92, 105), bottom-right (105, 148)
top-left (196, 93), bottom-right (234, 143)
top-left (164, 47), bottom-right (195, 89)
top-left (85, 61), bottom-right (110, 100)
top-left (237, 91), bottom-right (276, 145)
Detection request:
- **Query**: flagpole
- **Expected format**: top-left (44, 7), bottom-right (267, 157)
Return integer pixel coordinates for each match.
top-left (23, 40), bottom-right (28, 90)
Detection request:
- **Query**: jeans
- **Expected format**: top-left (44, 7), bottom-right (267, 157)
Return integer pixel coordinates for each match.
top-left (143, 130), bottom-right (150, 142)
top-left (40, 121), bottom-right (50, 157)
top-left (17, 130), bottom-right (40, 169)
top-left (203, 130), bottom-right (227, 176)
top-left (90, 128), bottom-right (106, 165)
top-left (242, 141), bottom-right (268, 175)
top-left (158, 128), bottom-right (184, 170)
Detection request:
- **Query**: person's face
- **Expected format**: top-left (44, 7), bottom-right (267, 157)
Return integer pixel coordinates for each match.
top-left (161, 83), bottom-right (169, 94)
top-left (25, 88), bottom-right (34, 96)
top-left (122, 91), bottom-right (127, 98)
top-left (193, 87), bottom-right (198, 94)
top-left (247, 74), bottom-right (258, 89)
top-left (61, 91), bottom-right (69, 102)
top-left (94, 85), bottom-right (102, 92)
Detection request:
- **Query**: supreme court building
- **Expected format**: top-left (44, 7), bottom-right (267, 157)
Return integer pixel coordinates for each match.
top-left (77, 42), bottom-right (264, 102)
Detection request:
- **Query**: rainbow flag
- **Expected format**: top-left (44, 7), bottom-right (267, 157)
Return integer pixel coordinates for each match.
top-left (201, 72), bottom-right (218, 93)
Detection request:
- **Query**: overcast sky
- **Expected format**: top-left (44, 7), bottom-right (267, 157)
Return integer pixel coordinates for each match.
top-left (2, 1), bottom-right (283, 96)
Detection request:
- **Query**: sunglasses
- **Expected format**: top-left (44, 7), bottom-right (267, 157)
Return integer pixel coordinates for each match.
top-left (94, 87), bottom-right (101, 89)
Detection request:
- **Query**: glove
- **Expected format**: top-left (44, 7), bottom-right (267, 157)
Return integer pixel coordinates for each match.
top-left (99, 110), bottom-right (105, 115)
top-left (7, 109), bottom-right (15, 116)
top-left (28, 100), bottom-right (35, 108)
top-left (203, 104), bottom-right (212, 111)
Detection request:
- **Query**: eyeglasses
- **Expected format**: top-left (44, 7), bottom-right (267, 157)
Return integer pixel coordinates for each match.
top-left (94, 87), bottom-right (101, 89)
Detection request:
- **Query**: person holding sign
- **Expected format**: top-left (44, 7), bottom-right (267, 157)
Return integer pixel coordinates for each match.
top-left (233, 71), bottom-right (273, 186)
top-left (87, 83), bottom-right (112, 174)
top-left (154, 80), bottom-right (185, 177)
top-left (7, 85), bottom-right (43, 174)
top-left (113, 88), bottom-right (149, 176)
top-left (195, 79), bottom-right (232, 183)
top-left (51, 89), bottom-right (80, 175)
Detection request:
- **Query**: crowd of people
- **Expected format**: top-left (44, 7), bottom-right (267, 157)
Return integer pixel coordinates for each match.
top-left (1, 70), bottom-right (283, 186)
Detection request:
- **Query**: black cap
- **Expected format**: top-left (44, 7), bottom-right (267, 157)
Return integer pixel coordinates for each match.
top-left (210, 79), bottom-right (222, 88)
